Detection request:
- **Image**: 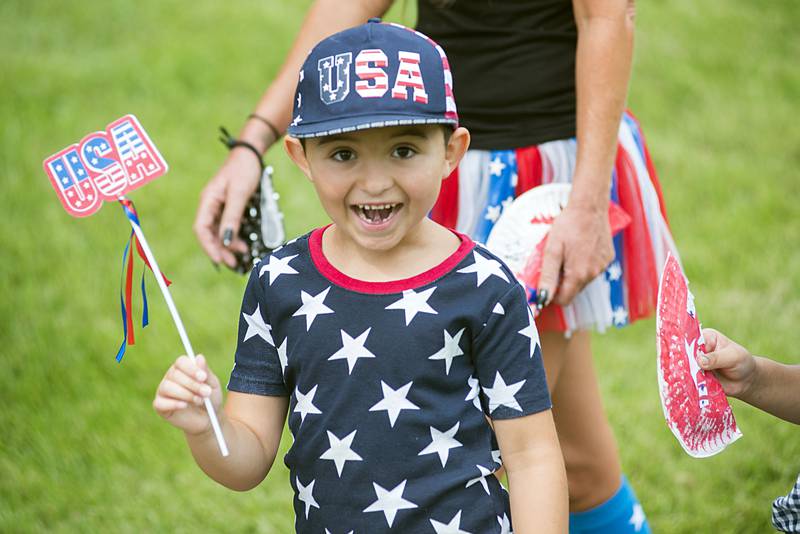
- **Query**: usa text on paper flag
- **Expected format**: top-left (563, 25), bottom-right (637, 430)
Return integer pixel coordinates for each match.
top-left (43, 114), bottom-right (168, 217)
top-left (656, 253), bottom-right (742, 457)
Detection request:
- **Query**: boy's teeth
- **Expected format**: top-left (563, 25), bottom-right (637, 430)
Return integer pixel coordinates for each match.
top-left (356, 203), bottom-right (398, 223)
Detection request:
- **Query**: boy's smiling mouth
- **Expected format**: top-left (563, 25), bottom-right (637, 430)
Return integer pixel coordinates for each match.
top-left (352, 203), bottom-right (403, 225)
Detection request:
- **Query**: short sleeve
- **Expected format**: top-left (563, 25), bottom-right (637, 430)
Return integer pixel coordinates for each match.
top-left (473, 283), bottom-right (551, 419)
top-left (227, 266), bottom-right (289, 397)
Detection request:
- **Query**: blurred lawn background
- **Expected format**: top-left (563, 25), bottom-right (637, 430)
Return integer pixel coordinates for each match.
top-left (1, 0), bottom-right (798, 532)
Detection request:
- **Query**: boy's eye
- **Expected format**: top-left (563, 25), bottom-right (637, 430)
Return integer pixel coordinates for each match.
top-left (392, 146), bottom-right (417, 159)
top-left (332, 149), bottom-right (355, 162)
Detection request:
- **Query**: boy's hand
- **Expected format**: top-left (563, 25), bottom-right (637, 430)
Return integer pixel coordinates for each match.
top-left (153, 354), bottom-right (224, 436)
top-left (699, 328), bottom-right (756, 398)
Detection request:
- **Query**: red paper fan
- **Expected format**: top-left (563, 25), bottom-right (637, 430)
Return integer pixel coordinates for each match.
top-left (656, 254), bottom-right (741, 457)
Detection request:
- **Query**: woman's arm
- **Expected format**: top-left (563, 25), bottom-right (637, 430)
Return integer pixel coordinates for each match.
top-left (195, 0), bottom-right (394, 267)
top-left (493, 410), bottom-right (568, 533)
top-left (538, 0), bottom-right (635, 306)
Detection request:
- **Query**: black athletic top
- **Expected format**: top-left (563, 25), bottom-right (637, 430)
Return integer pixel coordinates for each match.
top-left (416, 0), bottom-right (577, 150)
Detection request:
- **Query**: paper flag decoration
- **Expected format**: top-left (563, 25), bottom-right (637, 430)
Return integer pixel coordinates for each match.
top-left (42, 114), bottom-right (168, 217)
top-left (485, 183), bottom-right (630, 331)
top-left (656, 253), bottom-right (742, 457)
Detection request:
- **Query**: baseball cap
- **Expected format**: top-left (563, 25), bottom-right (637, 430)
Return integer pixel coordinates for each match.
top-left (286, 19), bottom-right (458, 138)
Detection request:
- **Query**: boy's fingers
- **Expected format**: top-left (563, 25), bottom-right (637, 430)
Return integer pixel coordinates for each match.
top-left (168, 366), bottom-right (213, 398)
top-left (153, 397), bottom-right (189, 413)
top-left (158, 380), bottom-right (197, 403)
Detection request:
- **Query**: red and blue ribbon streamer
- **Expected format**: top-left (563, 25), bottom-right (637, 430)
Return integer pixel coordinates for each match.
top-left (116, 198), bottom-right (171, 362)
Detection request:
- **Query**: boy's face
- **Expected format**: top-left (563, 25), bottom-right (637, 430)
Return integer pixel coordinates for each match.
top-left (286, 124), bottom-right (469, 253)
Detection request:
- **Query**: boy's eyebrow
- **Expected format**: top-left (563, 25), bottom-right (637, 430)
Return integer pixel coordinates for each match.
top-left (315, 128), bottom-right (432, 146)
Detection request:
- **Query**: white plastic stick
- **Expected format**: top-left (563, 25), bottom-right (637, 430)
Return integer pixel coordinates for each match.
top-left (122, 201), bottom-right (229, 457)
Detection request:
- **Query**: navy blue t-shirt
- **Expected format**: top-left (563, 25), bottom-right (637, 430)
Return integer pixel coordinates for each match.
top-left (228, 227), bottom-right (550, 533)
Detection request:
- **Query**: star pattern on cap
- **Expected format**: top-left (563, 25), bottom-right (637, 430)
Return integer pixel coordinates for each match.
top-left (418, 422), bottom-right (462, 467)
top-left (482, 372), bottom-right (526, 413)
top-left (328, 327), bottom-right (377, 374)
top-left (320, 429), bottom-right (363, 477)
top-left (385, 287), bottom-right (438, 325)
top-left (457, 251), bottom-right (509, 287)
top-left (243, 304), bottom-right (274, 345)
top-left (293, 286), bottom-right (334, 331)
top-left (518, 307), bottom-right (540, 358)
top-left (296, 476), bottom-right (319, 519)
top-left (428, 328), bottom-right (465, 375)
top-left (369, 381), bottom-right (420, 427)
top-left (430, 510), bottom-right (472, 534)
top-left (363, 479), bottom-right (418, 527)
top-left (294, 384), bottom-right (323, 423)
top-left (465, 465), bottom-right (494, 495)
top-left (259, 254), bottom-right (299, 285)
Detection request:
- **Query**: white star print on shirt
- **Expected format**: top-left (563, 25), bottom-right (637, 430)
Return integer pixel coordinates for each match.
top-left (629, 503), bottom-right (646, 531)
top-left (501, 196), bottom-right (514, 212)
top-left (325, 530), bottom-right (353, 534)
top-left (465, 375), bottom-right (482, 411)
top-left (363, 479), bottom-right (418, 527)
top-left (492, 302), bottom-right (505, 315)
top-left (482, 371), bottom-right (526, 413)
top-left (430, 510), bottom-right (472, 534)
top-left (328, 327), bottom-right (377, 374)
top-left (428, 328), bottom-right (465, 375)
top-left (369, 381), bottom-right (420, 427)
top-left (497, 513), bottom-right (512, 534)
top-left (294, 384), bottom-right (322, 423)
top-left (277, 337), bottom-right (288, 374)
top-left (293, 286), bottom-right (334, 331)
top-left (457, 251), bottom-right (509, 287)
top-left (296, 476), bottom-right (319, 519)
top-left (320, 430), bottom-right (363, 477)
top-left (259, 254), bottom-right (298, 285)
top-left (418, 422), bottom-right (463, 467)
top-left (242, 304), bottom-right (274, 346)
top-left (385, 287), bottom-right (438, 325)
top-left (465, 465), bottom-right (494, 495)
top-left (517, 307), bottom-right (540, 357)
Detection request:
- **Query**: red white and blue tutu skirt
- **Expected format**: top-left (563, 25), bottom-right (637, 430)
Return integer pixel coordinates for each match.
top-left (430, 111), bottom-right (679, 334)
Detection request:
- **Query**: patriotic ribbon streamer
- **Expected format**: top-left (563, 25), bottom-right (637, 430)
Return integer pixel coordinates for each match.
top-left (115, 198), bottom-right (171, 362)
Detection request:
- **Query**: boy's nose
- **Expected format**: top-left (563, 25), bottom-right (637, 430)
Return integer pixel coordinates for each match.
top-left (356, 162), bottom-right (394, 196)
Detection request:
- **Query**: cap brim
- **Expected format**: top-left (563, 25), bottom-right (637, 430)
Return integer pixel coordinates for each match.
top-left (287, 112), bottom-right (457, 138)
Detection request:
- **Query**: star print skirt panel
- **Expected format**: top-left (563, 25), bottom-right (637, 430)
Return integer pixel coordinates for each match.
top-left (430, 111), bottom-right (680, 334)
top-left (228, 234), bottom-right (551, 532)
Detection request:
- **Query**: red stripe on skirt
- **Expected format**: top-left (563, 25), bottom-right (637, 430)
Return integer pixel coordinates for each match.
top-left (430, 166), bottom-right (459, 229)
top-left (616, 143), bottom-right (658, 322)
top-left (625, 110), bottom-right (670, 227)
top-left (515, 145), bottom-right (543, 196)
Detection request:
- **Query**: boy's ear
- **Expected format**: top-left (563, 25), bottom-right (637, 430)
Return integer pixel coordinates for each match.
top-left (443, 127), bottom-right (470, 178)
top-left (284, 136), bottom-right (313, 181)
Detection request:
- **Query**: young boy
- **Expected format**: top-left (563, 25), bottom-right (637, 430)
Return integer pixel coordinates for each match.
top-left (154, 20), bottom-right (567, 532)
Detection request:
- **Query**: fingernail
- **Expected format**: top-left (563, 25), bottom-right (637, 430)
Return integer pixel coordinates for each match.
top-left (222, 228), bottom-right (233, 247)
top-left (196, 370), bottom-right (206, 381)
top-left (700, 355), bottom-right (710, 366)
top-left (201, 386), bottom-right (212, 397)
top-left (536, 289), bottom-right (549, 309)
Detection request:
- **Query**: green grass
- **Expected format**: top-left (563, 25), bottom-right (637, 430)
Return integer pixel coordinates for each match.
top-left (1, 0), bottom-right (798, 532)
